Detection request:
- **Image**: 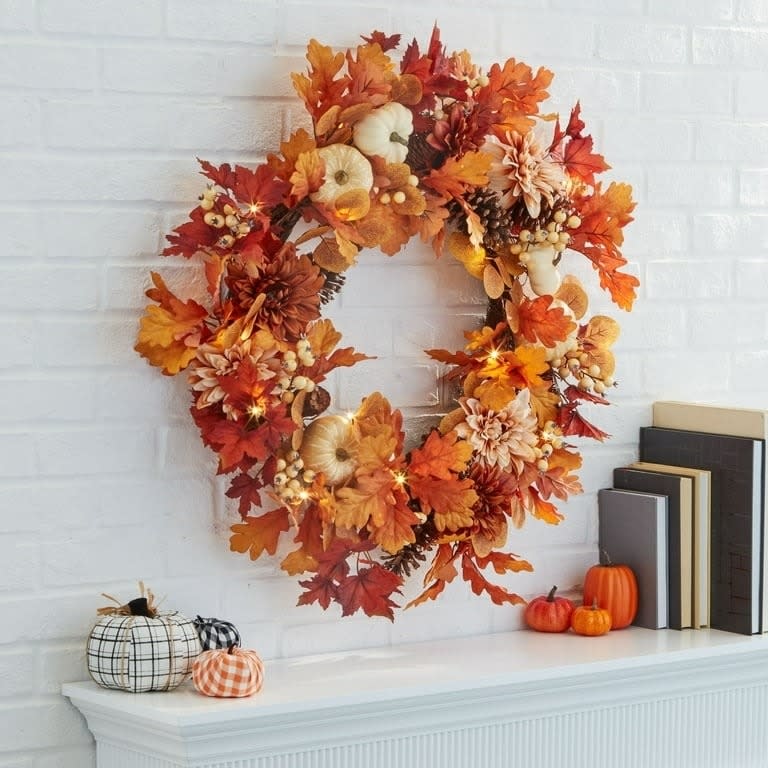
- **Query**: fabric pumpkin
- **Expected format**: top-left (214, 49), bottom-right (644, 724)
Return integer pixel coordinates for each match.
top-left (193, 615), bottom-right (241, 651)
top-left (87, 611), bottom-right (201, 692)
top-left (192, 646), bottom-right (265, 698)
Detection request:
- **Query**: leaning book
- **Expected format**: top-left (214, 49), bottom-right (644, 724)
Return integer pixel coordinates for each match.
top-left (640, 426), bottom-right (763, 636)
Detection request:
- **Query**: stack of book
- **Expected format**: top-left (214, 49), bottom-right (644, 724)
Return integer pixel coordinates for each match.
top-left (599, 401), bottom-right (767, 635)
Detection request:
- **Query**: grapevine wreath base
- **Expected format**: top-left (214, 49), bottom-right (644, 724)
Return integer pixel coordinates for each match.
top-left (136, 27), bottom-right (636, 620)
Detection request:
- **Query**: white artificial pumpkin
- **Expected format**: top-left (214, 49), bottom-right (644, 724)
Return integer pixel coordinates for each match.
top-left (310, 144), bottom-right (374, 205)
top-left (299, 414), bottom-right (359, 486)
top-left (353, 102), bottom-right (414, 163)
top-left (520, 244), bottom-right (561, 297)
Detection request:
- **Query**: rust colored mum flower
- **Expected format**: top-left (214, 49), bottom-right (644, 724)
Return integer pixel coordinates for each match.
top-left (486, 131), bottom-right (565, 218)
top-left (227, 242), bottom-right (325, 342)
top-left (463, 463), bottom-right (520, 556)
top-left (455, 390), bottom-right (538, 473)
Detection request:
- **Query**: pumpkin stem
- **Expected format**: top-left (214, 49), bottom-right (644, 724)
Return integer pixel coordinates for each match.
top-left (227, 645), bottom-right (237, 655)
top-left (546, 585), bottom-right (558, 602)
top-left (591, 598), bottom-right (600, 610)
top-left (600, 548), bottom-right (613, 566)
top-left (390, 131), bottom-right (409, 147)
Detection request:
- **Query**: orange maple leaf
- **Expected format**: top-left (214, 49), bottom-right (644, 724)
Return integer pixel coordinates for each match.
top-left (460, 548), bottom-right (526, 606)
top-left (563, 135), bottom-right (610, 187)
top-left (291, 39), bottom-right (349, 120)
top-left (229, 507), bottom-right (291, 561)
top-left (345, 41), bottom-right (395, 104)
top-left (290, 150), bottom-right (325, 200)
top-left (405, 543), bottom-right (460, 609)
top-left (409, 429), bottom-right (473, 479)
top-left (408, 474), bottom-right (478, 533)
top-left (367, 491), bottom-right (420, 554)
top-left (516, 295), bottom-right (577, 347)
top-left (423, 151), bottom-right (491, 199)
top-left (135, 272), bottom-right (208, 375)
top-left (570, 182), bottom-right (638, 311)
top-left (336, 565), bottom-right (402, 620)
top-left (475, 550), bottom-right (534, 575)
top-left (335, 468), bottom-right (398, 531)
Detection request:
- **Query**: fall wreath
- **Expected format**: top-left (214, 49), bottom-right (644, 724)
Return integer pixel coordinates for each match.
top-left (135, 27), bottom-right (637, 620)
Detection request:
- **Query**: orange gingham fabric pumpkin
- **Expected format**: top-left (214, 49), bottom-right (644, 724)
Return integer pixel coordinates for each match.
top-left (192, 646), bottom-right (264, 697)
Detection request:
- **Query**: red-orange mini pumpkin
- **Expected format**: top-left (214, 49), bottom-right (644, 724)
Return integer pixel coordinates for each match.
top-left (192, 646), bottom-right (264, 698)
top-left (524, 585), bottom-right (574, 633)
top-left (570, 600), bottom-right (612, 636)
top-left (582, 554), bottom-right (638, 630)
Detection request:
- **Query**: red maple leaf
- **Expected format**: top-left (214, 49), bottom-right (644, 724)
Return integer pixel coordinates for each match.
top-left (361, 30), bottom-right (401, 52)
top-left (297, 573), bottom-right (338, 610)
top-left (336, 565), bottom-right (402, 620)
top-left (516, 296), bottom-right (577, 347)
top-left (557, 402), bottom-right (610, 441)
top-left (162, 206), bottom-right (219, 258)
top-left (563, 135), bottom-right (610, 187)
top-left (225, 470), bottom-right (266, 518)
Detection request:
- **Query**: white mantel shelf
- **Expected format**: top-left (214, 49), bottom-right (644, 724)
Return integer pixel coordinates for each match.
top-left (64, 627), bottom-right (768, 768)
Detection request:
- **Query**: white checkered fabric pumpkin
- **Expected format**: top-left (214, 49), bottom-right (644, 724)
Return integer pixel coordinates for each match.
top-left (193, 615), bottom-right (241, 651)
top-left (87, 611), bottom-right (202, 692)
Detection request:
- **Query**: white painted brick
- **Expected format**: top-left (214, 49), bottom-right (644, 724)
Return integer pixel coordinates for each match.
top-left (643, 71), bottom-right (732, 115)
top-left (548, 68), bottom-right (640, 113)
top-left (689, 305), bottom-right (767, 346)
top-left (693, 26), bottom-right (768, 68)
top-left (617, 306), bottom-right (686, 349)
top-left (552, 0), bottom-right (642, 12)
top-left (43, 208), bottom-right (162, 261)
top-left (393, 312), bottom-right (480, 358)
top-left (732, 351), bottom-right (768, 389)
top-left (38, 317), bottom-right (141, 367)
top-left (736, 260), bottom-right (768, 298)
top-left (597, 22), bottom-right (687, 64)
top-left (0, 96), bottom-right (39, 147)
top-left (0, 481), bottom-right (100, 531)
top-left (738, 0), bottom-right (768, 22)
top-left (740, 170), bottom-right (768, 207)
top-left (646, 260), bottom-right (731, 299)
top-left (0, 434), bottom-right (35, 478)
top-left (0, 592), bottom-right (100, 644)
top-left (736, 72), bottom-right (767, 118)
top-left (336, 358), bottom-right (439, 410)
top-left (279, 3), bottom-right (392, 49)
top-left (0, 211), bottom-right (43, 259)
top-left (340, 265), bottom-right (441, 307)
top-left (0, 536), bottom-right (39, 592)
top-left (104, 263), bottom-right (202, 310)
top-left (43, 99), bottom-right (168, 150)
top-left (697, 121), bottom-right (768, 162)
top-left (693, 213), bottom-right (766, 251)
top-left (95, 371), bottom-right (172, 423)
top-left (34, 427), bottom-right (155, 476)
top-left (494, 14), bottom-right (596, 67)
top-left (0, 378), bottom-right (96, 424)
top-left (41, 525), bottom-right (166, 586)
top-left (281, 615), bottom-right (392, 658)
top-left (0, 698), bottom-right (90, 751)
top-left (103, 48), bottom-right (305, 99)
top-left (168, 0), bottom-right (278, 44)
top-left (600, 116), bottom-right (691, 162)
top-left (0, 649), bottom-right (36, 697)
top-left (0, 0), bottom-right (35, 31)
top-left (169, 101), bottom-right (285, 155)
top-left (647, 0), bottom-right (733, 19)
top-left (642, 349), bottom-right (730, 396)
top-left (0, 45), bottom-right (99, 91)
top-left (0, 266), bottom-right (100, 311)
top-left (622, 210), bottom-right (687, 253)
top-left (161, 424), bottom-right (217, 473)
top-left (647, 165), bottom-right (733, 207)
top-left (40, 0), bottom-right (162, 36)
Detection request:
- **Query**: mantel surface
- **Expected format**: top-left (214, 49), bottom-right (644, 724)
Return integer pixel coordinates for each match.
top-left (63, 626), bottom-right (768, 727)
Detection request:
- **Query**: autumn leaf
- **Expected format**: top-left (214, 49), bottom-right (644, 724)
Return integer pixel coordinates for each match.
top-left (345, 40), bottom-right (396, 104)
top-left (135, 272), bottom-right (208, 375)
top-left (423, 151), bottom-right (491, 199)
top-left (460, 549), bottom-right (526, 606)
top-left (557, 402), bottom-right (610, 441)
top-left (367, 491), bottom-right (420, 554)
top-left (537, 465), bottom-right (583, 502)
top-left (230, 507), bottom-right (291, 560)
top-left (306, 318), bottom-right (342, 356)
top-left (296, 572), bottom-right (338, 610)
top-left (581, 314), bottom-right (620, 350)
top-left (290, 150), bottom-right (325, 200)
top-left (409, 429), bottom-right (473, 479)
top-left (162, 206), bottom-right (219, 259)
top-left (408, 474), bottom-right (478, 533)
top-left (291, 39), bottom-right (349, 120)
top-left (516, 295), bottom-right (577, 347)
top-left (335, 468), bottom-right (398, 531)
top-left (529, 489), bottom-right (565, 525)
top-left (225, 471), bottom-right (266, 518)
top-left (336, 565), bottom-right (402, 620)
top-left (475, 550), bottom-right (534, 575)
top-left (361, 30), bottom-right (401, 52)
top-left (563, 135), bottom-right (610, 187)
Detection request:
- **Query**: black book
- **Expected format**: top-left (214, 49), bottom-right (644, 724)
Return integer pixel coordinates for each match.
top-left (640, 426), bottom-right (763, 635)
top-left (613, 467), bottom-right (693, 630)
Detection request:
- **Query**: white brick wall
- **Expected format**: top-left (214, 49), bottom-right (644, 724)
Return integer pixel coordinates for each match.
top-left (1, 0), bottom-right (766, 765)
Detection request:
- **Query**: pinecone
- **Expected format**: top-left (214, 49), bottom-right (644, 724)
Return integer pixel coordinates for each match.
top-left (406, 131), bottom-right (446, 175)
top-left (319, 269), bottom-right (345, 305)
top-left (381, 521), bottom-right (438, 577)
top-left (451, 188), bottom-right (515, 253)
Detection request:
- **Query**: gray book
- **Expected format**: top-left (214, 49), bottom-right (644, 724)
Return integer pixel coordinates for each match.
top-left (598, 488), bottom-right (669, 630)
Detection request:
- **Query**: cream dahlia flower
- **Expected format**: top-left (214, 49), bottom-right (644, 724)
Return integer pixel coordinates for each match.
top-left (455, 390), bottom-right (538, 473)
top-left (486, 131), bottom-right (565, 218)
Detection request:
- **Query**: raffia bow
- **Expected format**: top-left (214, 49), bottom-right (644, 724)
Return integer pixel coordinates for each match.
top-left (96, 581), bottom-right (161, 618)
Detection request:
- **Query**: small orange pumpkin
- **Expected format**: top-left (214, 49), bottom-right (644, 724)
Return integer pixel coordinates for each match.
top-left (524, 585), bottom-right (574, 633)
top-left (582, 552), bottom-right (638, 630)
top-left (192, 645), bottom-right (264, 698)
top-left (571, 600), bottom-right (612, 636)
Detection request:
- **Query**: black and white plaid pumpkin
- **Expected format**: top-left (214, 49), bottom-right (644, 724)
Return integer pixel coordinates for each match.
top-left (86, 586), bottom-right (202, 693)
top-left (193, 615), bottom-right (241, 651)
